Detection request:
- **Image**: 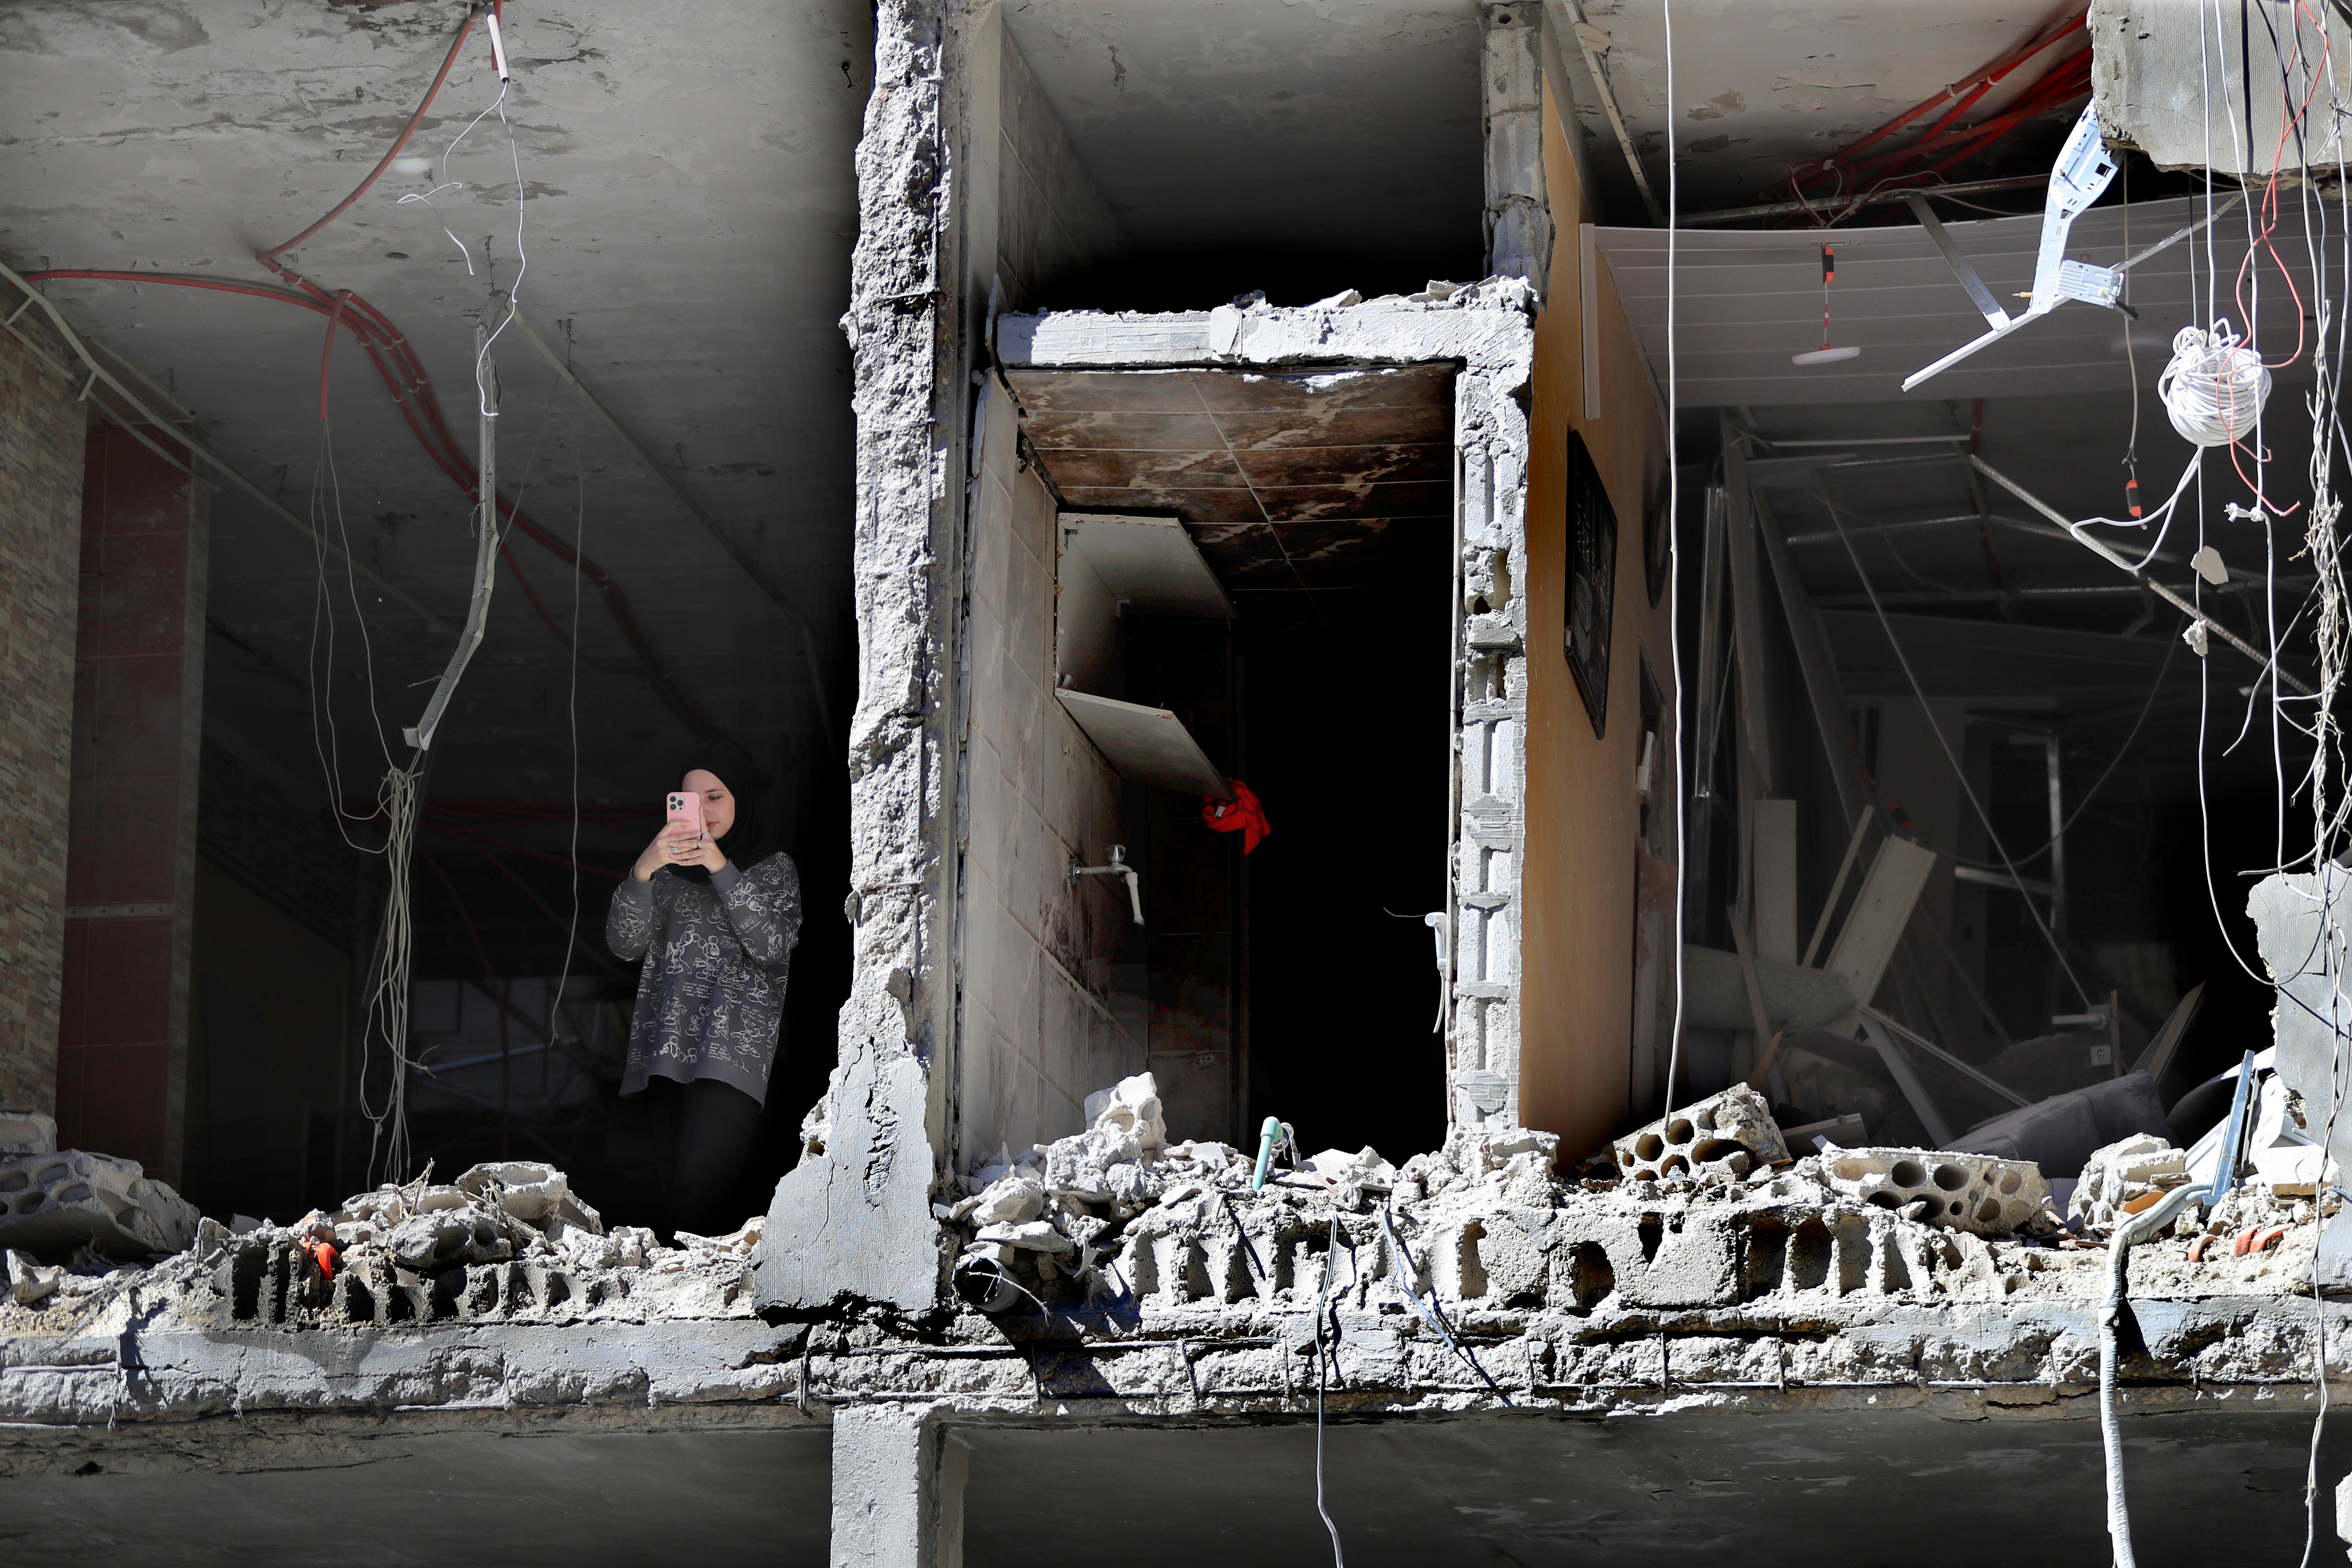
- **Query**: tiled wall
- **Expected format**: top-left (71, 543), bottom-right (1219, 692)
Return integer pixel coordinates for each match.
top-left (993, 26), bottom-right (1125, 311)
top-left (58, 421), bottom-right (206, 1178)
top-left (956, 383), bottom-right (1138, 1164)
top-left (0, 328), bottom-right (86, 1113)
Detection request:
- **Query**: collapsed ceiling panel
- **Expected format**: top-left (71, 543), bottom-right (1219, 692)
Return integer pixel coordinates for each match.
top-left (1008, 364), bottom-right (1453, 610)
top-left (1593, 196), bottom-right (2323, 407)
top-left (1822, 609), bottom-right (2185, 701)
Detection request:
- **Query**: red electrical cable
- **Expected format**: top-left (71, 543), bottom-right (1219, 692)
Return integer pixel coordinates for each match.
top-left (319, 291), bottom-right (351, 422)
top-left (256, 6), bottom-right (480, 261)
top-left (1762, 18), bottom-right (2093, 224)
top-left (24, 267), bottom-right (740, 750)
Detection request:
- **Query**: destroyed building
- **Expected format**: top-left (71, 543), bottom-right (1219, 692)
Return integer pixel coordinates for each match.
top-left (9, 1), bottom-right (2352, 1563)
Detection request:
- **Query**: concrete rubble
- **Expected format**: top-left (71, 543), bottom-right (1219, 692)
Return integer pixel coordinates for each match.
top-left (924, 1072), bottom-right (2332, 1340)
top-left (1816, 1146), bottom-right (2052, 1236)
top-left (0, 1110), bottom-right (199, 1260)
top-left (1612, 1084), bottom-right (1789, 1185)
top-left (6, 1064), bottom-right (2352, 1485)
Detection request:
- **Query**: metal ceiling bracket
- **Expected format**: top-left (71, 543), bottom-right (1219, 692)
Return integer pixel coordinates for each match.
top-left (1901, 104), bottom-right (2117, 391)
top-left (1903, 194), bottom-right (2009, 330)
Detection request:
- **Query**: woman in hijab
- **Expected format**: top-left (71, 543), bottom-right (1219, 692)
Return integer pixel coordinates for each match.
top-left (606, 749), bottom-right (802, 1235)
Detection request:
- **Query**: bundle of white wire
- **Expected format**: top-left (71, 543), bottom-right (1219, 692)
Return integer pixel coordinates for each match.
top-left (2158, 320), bottom-right (2271, 447)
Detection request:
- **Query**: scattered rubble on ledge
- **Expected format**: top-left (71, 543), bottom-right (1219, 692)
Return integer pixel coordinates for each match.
top-left (929, 1071), bottom-right (2337, 1330)
top-left (0, 1150), bottom-right (768, 1332)
top-left (2, 1048), bottom-right (2340, 1348)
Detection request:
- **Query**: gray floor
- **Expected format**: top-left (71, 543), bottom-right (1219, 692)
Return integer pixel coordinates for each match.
top-left (963, 1408), bottom-right (2352, 1567)
top-left (6, 1406), bottom-right (2343, 1565)
top-left (0, 1427), bottom-right (832, 1566)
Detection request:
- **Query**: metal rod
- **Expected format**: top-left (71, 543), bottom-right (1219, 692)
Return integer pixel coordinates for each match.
top-left (1969, 455), bottom-right (2315, 694)
top-left (1802, 807), bottom-right (1874, 969)
top-left (1858, 1011), bottom-right (1956, 1146)
top-left (1758, 436), bottom-right (1971, 448)
top-left (2118, 190), bottom-right (2247, 272)
top-left (1675, 174), bottom-right (2053, 229)
top-left (1562, 0), bottom-right (1665, 225)
top-left (1905, 193), bottom-right (2012, 329)
top-left (408, 328), bottom-right (502, 751)
top-left (2045, 731), bottom-right (2068, 945)
top-left (1953, 863), bottom-right (2055, 897)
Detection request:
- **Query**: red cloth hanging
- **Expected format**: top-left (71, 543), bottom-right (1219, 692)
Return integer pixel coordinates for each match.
top-left (1201, 778), bottom-right (1271, 854)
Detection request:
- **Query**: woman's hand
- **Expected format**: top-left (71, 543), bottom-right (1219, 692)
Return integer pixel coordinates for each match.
top-left (632, 821), bottom-right (716, 882)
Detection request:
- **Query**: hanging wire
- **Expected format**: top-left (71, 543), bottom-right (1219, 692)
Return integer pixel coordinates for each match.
top-left (1821, 495), bottom-right (2095, 1007)
top-left (1663, 0), bottom-right (1688, 1108)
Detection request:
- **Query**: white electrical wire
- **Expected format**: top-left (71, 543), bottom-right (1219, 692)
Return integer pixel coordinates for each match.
top-left (1663, 0), bottom-right (1687, 1109)
top-left (2159, 320), bottom-right (2275, 446)
top-left (360, 764), bottom-right (421, 1186)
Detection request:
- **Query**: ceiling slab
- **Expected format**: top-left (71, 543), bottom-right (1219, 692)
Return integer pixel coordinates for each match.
top-left (0, 0), bottom-right (868, 807)
top-left (1557, 0), bottom-right (2089, 213)
top-left (1001, 0), bottom-right (1485, 285)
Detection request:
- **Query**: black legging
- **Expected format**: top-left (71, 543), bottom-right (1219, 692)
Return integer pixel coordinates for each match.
top-left (667, 1077), bottom-right (763, 1237)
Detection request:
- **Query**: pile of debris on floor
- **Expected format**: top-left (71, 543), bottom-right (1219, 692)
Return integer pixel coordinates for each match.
top-left (0, 1109), bottom-right (199, 1307)
top-left (937, 1061), bottom-right (2338, 1323)
top-left (0, 1105), bottom-right (763, 1326)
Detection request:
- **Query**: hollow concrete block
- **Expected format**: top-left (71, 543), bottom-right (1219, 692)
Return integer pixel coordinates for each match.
top-left (1817, 1146), bottom-right (2048, 1236)
top-left (1613, 1084), bottom-right (1790, 1185)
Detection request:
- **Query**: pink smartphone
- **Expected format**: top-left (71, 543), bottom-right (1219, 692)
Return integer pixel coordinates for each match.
top-left (665, 790), bottom-right (704, 839)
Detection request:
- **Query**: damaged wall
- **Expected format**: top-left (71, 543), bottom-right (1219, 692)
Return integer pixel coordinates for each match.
top-left (760, 0), bottom-right (1131, 1313)
top-left (0, 326), bottom-right (80, 1115)
top-left (1515, 54), bottom-right (1672, 1160)
top-left (953, 12), bottom-right (1136, 1167)
top-left (982, 18), bottom-right (1126, 312)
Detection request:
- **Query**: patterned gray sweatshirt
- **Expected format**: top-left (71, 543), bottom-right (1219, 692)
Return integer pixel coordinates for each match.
top-left (606, 854), bottom-right (802, 1104)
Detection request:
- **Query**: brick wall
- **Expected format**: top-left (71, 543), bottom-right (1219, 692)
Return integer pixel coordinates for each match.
top-left (0, 326), bottom-right (87, 1113)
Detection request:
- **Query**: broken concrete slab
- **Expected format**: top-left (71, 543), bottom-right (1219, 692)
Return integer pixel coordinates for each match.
top-left (4, 1247), bottom-right (58, 1306)
top-left (756, 1043), bottom-right (947, 1314)
top-left (1083, 1072), bottom-right (1166, 1156)
top-left (1815, 1145), bottom-right (2051, 1236)
top-left (1612, 1084), bottom-right (1790, 1185)
top-left (0, 1148), bottom-right (198, 1259)
top-left (2072, 1133), bottom-right (2193, 1236)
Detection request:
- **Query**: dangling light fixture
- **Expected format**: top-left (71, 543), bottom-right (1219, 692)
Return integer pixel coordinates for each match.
top-left (1793, 243), bottom-right (1860, 365)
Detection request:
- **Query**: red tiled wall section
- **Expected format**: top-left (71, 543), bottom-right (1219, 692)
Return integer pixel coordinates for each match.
top-left (0, 328), bottom-right (86, 1114)
top-left (58, 420), bottom-right (206, 1178)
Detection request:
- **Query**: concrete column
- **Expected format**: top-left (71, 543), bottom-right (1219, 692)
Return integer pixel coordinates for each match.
top-left (830, 1403), bottom-right (966, 1568)
top-left (1482, 1), bottom-right (1550, 288)
top-left (57, 418), bottom-right (206, 1179)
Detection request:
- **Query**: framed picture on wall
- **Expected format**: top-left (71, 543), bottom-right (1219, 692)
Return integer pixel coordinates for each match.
top-left (1562, 430), bottom-right (1618, 737)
